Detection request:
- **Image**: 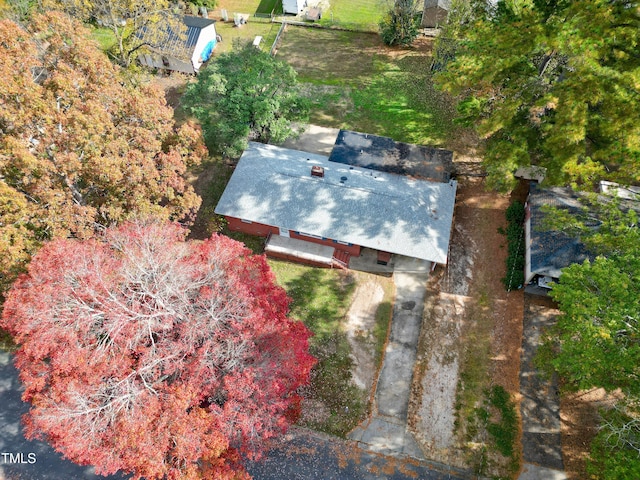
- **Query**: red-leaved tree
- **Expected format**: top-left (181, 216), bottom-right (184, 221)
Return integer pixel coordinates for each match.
top-left (1, 222), bottom-right (315, 480)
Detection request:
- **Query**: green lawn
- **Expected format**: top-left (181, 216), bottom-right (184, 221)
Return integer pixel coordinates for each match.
top-left (276, 26), bottom-right (458, 147)
top-left (318, 0), bottom-right (383, 32)
top-left (0, 329), bottom-right (16, 353)
top-left (213, 18), bottom-right (280, 54)
top-left (219, 0), bottom-right (380, 31)
top-left (267, 260), bottom-right (370, 437)
top-left (89, 25), bottom-right (117, 52)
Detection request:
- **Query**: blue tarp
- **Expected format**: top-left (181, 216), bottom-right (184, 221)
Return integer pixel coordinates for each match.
top-left (201, 40), bottom-right (216, 62)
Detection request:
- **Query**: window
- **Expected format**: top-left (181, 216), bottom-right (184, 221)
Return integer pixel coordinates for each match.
top-left (298, 231), bottom-right (323, 240)
top-left (241, 219), bottom-right (252, 224)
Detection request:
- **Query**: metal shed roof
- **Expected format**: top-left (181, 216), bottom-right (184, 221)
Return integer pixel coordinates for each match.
top-left (140, 15), bottom-right (215, 61)
top-left (215, 142), bottom-right (457, 264)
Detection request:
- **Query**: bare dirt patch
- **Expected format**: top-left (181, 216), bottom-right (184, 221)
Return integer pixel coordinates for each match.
top-left (561, 388), bottom-right (621, 479)
top-left (344, 279), bottom-right (385, 394)
top-left (409, 177), bottom-right (524, 476)
top-left (151, 72), bottom-right (190, 109)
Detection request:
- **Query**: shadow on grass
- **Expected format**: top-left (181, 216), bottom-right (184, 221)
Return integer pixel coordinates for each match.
top-left (0, 328), bottom-right (17, 353)
top-left (346, 61), bottom-right (456, 145)
top-left (270, 263), bottom-right (366, 437)
top-left (256, 0), bottom-right (282, 14)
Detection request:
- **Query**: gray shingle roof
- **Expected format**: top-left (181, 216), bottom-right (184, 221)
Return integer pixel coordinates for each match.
top-left (328, 130), bottom-right (454, 183)
top-left (528, 185), bottom-right (593, 279)
top-left (215, 142), bottom-right (457, 264)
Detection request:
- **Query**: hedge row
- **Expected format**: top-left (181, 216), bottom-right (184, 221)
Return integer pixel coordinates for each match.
top-left (502, 201), bottom-right (525, 291)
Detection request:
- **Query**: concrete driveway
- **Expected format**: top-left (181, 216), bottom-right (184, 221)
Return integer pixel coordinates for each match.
top-left (518, 295), bottom-right (566, 480)
top-left (350, 257), bottom-right (436, 460)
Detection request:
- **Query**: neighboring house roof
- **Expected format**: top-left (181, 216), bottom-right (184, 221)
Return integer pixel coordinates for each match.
top-left (599, 181), bottom-right (640, 201)
top-left (215, 142), bottom-right (458, 264)
top-left (141, 15), bottom-right (215, 61)
top-left (528, 184), bottom-right (594, 280)
top-left (528, 182), bottom-right (640, 282)
top-left (328, 130), bottom-right (454, 183)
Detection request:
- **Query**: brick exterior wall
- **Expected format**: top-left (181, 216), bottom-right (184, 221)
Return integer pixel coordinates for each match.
top-left (224, 216), bottom-right (361, 256)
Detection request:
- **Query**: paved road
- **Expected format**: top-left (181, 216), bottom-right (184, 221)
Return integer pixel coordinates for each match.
top-left (246, 428), bottom-right (470, 480)
top-left (0, 351), bottom-right (126, 480)
top-left (1, 351), bottom-right (470, 480)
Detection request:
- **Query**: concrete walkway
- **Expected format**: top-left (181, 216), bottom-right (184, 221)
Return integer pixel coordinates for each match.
top-left (518, 296), bottom-right (566, 480)
top-left (349, 256), bottom-right (430, 460)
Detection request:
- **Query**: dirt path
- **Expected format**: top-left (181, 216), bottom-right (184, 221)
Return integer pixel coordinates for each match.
top-left (409, 178), bottom-right (524, 476)
top-left (344, 279), bottom-right (385, 393)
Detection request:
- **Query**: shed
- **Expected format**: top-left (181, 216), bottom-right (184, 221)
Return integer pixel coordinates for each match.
top-left (138, 15), bottom-right (217, 74)
top-left (421, 0), bottom-right (450, 28)
top-left (283, 0), bottom-right (306, 14)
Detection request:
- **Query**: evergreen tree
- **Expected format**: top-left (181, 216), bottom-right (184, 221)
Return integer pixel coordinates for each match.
top-left (435, 0), bottom-right (640, 190)
top-left (379, 0), bottom-right (421, 46)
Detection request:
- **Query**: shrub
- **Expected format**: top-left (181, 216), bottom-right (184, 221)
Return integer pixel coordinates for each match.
top-left (502, 201), bottom-right (525, 290)
top-left (379, 0), bottom-right (421, 46)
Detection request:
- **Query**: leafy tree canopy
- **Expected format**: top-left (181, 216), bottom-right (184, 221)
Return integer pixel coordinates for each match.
top-left (544, 252), bottom-right (640, 395)
top-left (0, 221), bottom-right (315, 480)
top-left (0, 13), bottom-right (204, 295)
top-left (435, 0), bottom-right (640, 191)
top-left (43, 0), bottom-right (185, 67)
top-left (182, 42), bottom-right (310, 158)
top-left (588, 402), bottom-right (640, 479)
top-left (538, 195), bottom-right (640, 477)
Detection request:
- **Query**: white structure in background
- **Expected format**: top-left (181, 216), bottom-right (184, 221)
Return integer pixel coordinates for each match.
top-left (283, 0), bottom-right (306, 14)
top-left (138, 16), bottom-right (217, 74)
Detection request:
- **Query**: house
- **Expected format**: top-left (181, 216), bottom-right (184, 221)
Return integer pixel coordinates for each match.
top-left (525, 182), bottom-right (640, 288)
top-left (215, 142), bottom-right (457, 269)
top-left (422, 0), bottom-right (450, 28)
top-left (138, 16), bottom-right (217, 74)
top-left (525, 185), bottom-right (593, 288)
top-left (283, 0), bottom-right (306, 14)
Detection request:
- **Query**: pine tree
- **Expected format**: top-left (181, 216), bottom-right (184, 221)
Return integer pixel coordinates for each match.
top-left (435, 0), bottom-right (640, 190)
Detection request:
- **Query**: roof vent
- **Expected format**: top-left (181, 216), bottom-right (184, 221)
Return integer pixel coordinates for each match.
top-left (311, 166), bottom-right (324, 178)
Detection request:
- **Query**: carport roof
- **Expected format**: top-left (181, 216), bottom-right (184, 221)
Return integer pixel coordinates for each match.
top-left (328, 130), bottom-right (454, 183)
top-left (215, 142), bottom-right (457, 264)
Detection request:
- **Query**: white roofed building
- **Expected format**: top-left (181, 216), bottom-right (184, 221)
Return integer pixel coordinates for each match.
top-left (215, 142), bottom-right (457, 269)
